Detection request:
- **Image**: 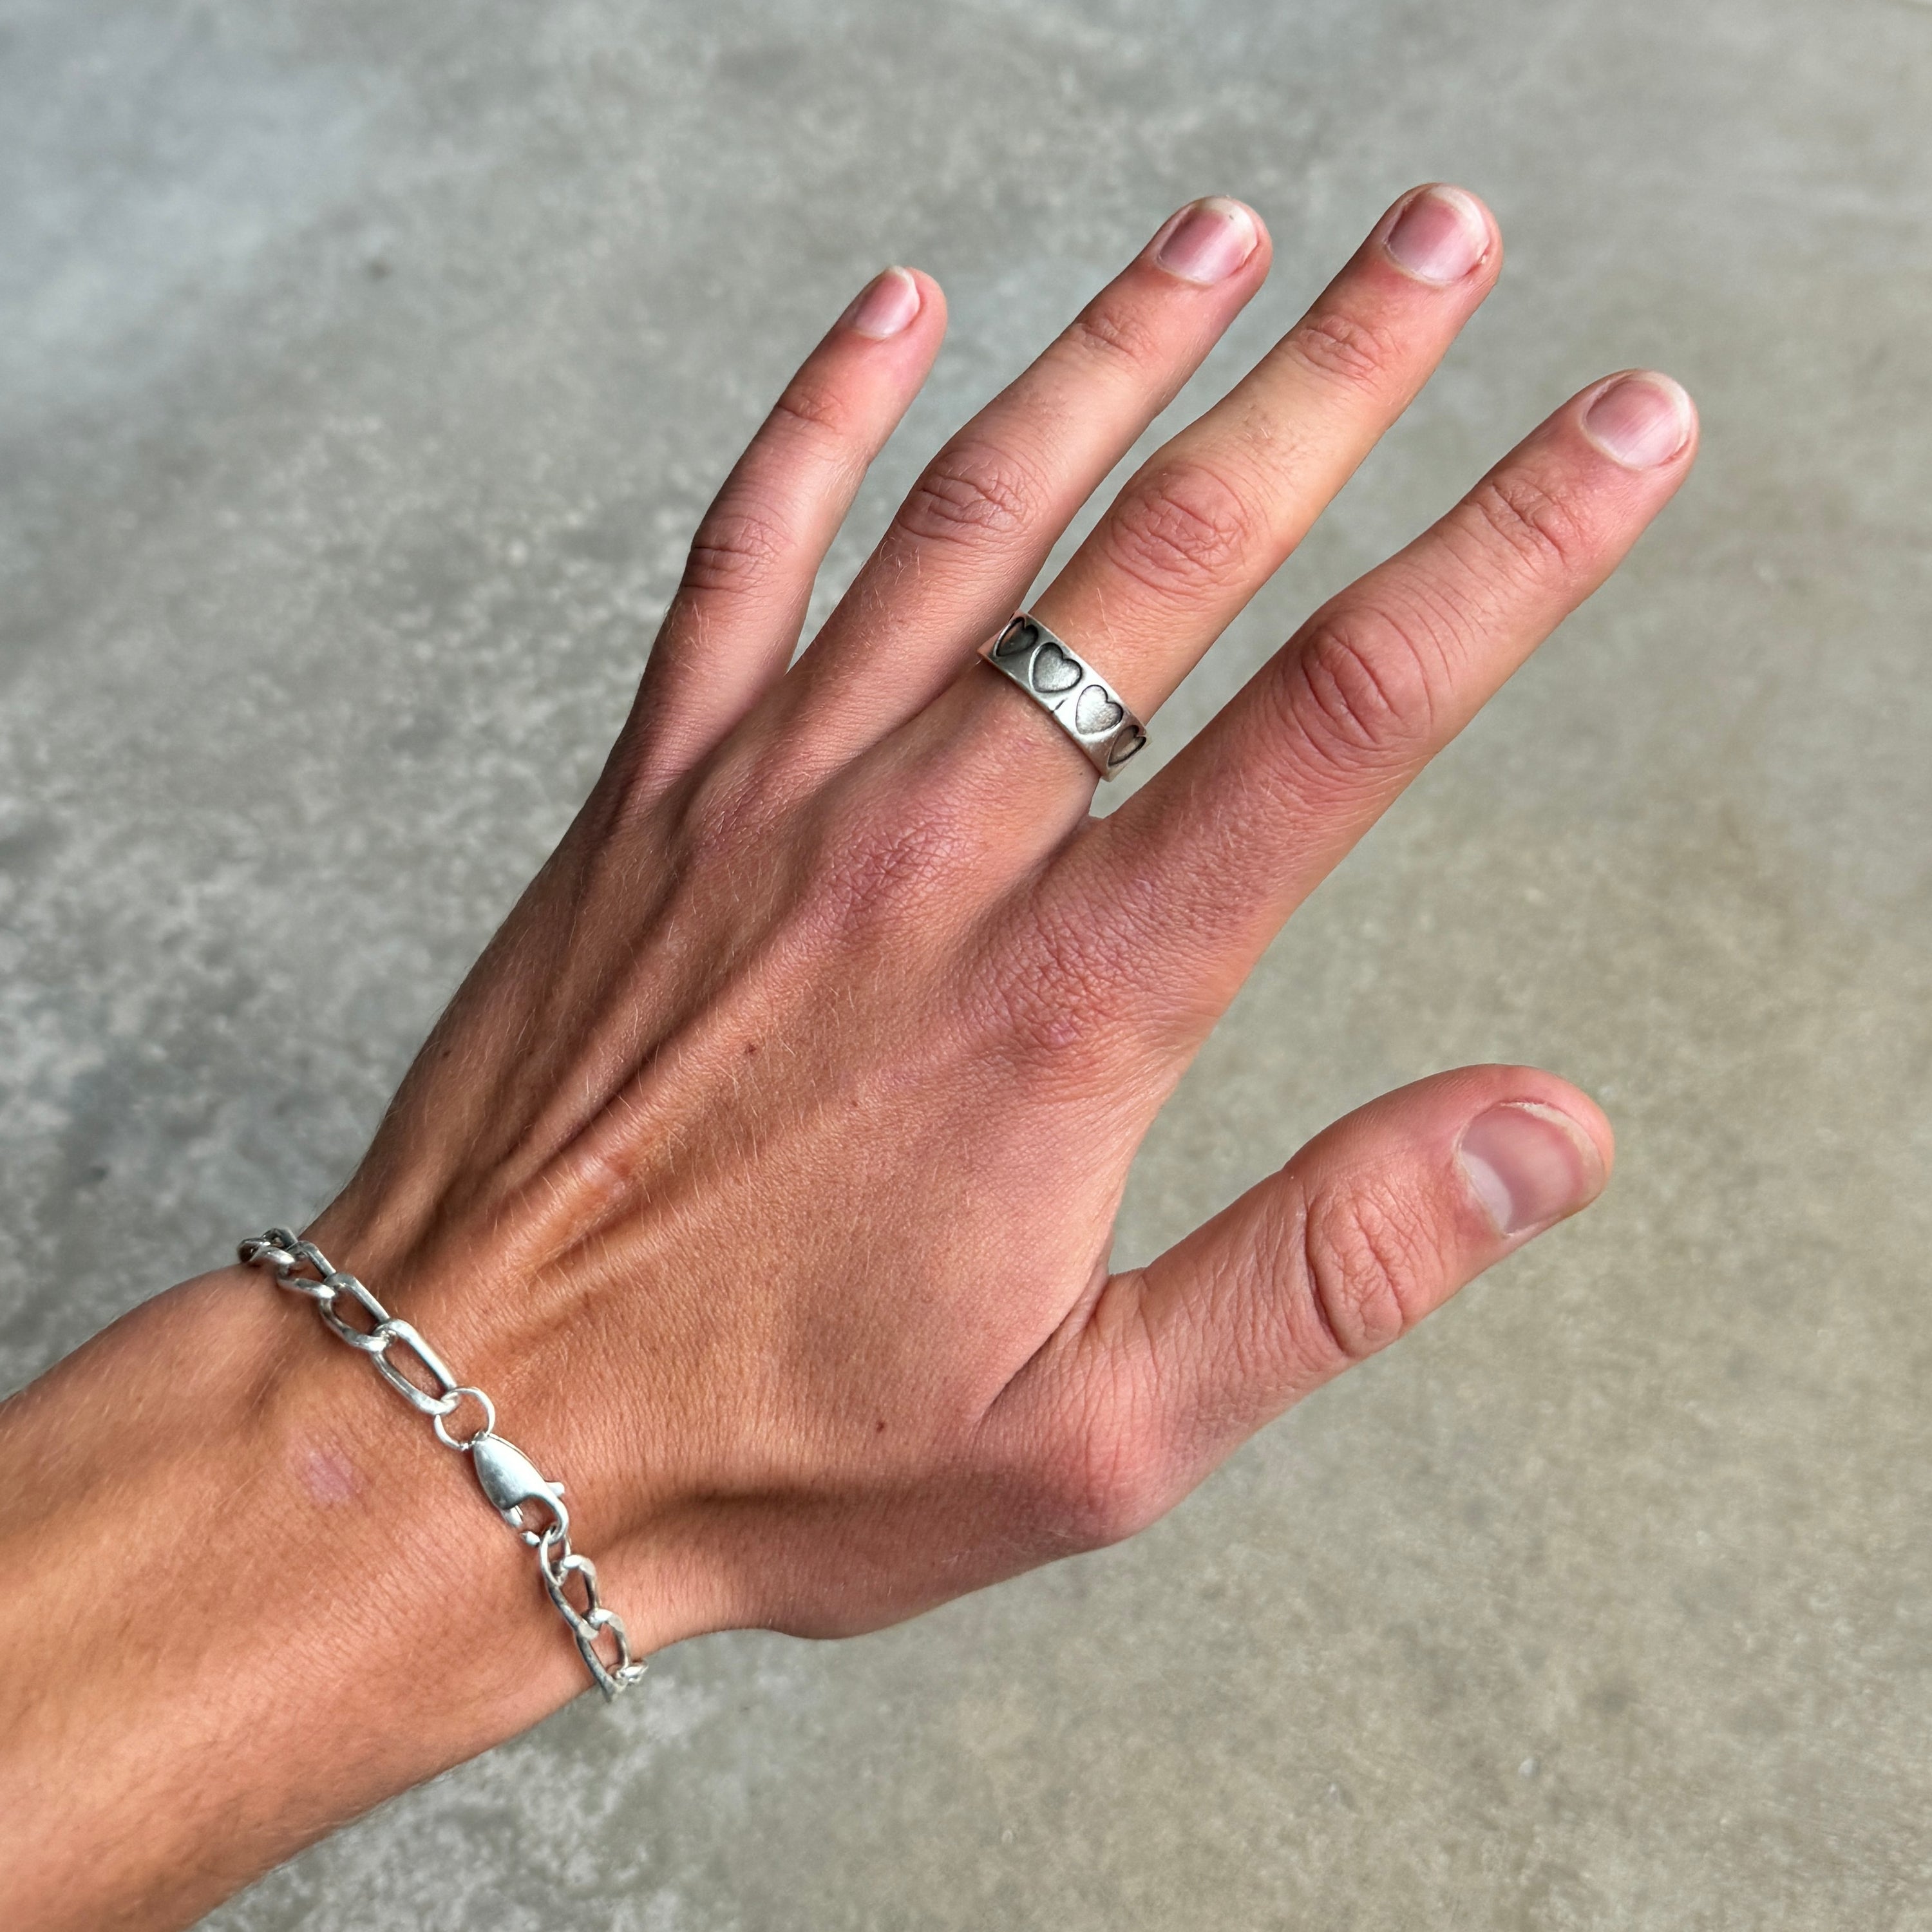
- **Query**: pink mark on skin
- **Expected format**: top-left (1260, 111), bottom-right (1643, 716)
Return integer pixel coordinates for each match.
top-left (299, 1444), bottom-right (360, 1507)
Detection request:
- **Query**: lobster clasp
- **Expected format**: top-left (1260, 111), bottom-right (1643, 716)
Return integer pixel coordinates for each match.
top-left (468, 1431), bottom-right (569, 1545)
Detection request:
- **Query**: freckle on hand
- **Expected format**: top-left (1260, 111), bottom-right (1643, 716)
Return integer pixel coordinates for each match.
top-left (299, 1446), bottom-right (359, 1506)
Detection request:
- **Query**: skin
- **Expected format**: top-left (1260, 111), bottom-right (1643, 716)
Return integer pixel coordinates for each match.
top-left (0, 185), bottom-right (1696, 1930)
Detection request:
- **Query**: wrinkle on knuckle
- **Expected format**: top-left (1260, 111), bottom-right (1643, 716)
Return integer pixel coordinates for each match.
top-left (1283, 303), bottom-right (1405, 391)
top-left (1273, 608), bottom-right (1440, 781)
top-left (1463, 471), bottom-right (1587, 582)
top-left (893, 439), bottom-right (1045, 553)
top-left (676, 752), bottom-right (777, 867)
top-left (807, 790), bottom-right (978, 936)
top-left (1099, 460), bottom-right (1258, 602)
top-left (768, 372), bottom-right (853, 443)
top-left (1059, 296), bottom-right (1165, 376)
top-left (982, 898), bottom-right (1142, 1076)
top-left (1298, 1177), bottom-right (1435, 1365)
top-left (680, 498), bottom-right (795, 601)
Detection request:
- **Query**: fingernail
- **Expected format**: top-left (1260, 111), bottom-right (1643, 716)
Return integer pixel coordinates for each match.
top-left (840, 266), bottom-right (922, 339)
top-left (1457, 1103), bottom-right (1604, 1238)
top-left (1383, 185), bottom-right (1489, 286)
top-left (1151, 198), bottom-right (1260, 285)
top-left (1581, 372), bottom-right (1694, 468)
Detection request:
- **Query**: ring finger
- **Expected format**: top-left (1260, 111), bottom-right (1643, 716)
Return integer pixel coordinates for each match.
top-left (924, 184), bottom-right (1502, 813)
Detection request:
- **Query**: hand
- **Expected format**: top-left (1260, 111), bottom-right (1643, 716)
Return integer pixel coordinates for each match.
top-left (0, 185), bottom-right (1694, 1928)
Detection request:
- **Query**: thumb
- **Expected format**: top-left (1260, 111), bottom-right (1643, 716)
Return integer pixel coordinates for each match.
top-left (1011, 1066), bottom-right (1611, 1550)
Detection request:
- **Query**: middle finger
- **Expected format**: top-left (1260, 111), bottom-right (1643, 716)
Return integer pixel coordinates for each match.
top-left (775, 197), bottom-right (1273, 769)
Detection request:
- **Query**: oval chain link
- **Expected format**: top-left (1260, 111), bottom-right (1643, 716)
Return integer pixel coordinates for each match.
top-left (538, 1530), bottom-right (643, 1685)
top-left (239, 1227), bottom-right (647, 1701)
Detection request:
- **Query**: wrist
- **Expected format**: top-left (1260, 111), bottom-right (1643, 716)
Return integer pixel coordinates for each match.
top-left (301, 1183), bottom-right (721, 1656)
top-left (245, 1260), bottom-right (601, 1732)
top-left (0, 1262), bottom-right (612, 1930)
top-left (249, 1225), bottom-right (674, 1707)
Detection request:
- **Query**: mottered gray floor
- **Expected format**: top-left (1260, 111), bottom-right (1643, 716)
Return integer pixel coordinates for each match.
top-left (3, 2), bottom-right (1929, 1926)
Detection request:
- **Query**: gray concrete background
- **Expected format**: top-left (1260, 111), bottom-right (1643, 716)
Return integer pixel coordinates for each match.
top-left (3, 0), bottom-right (1929, 1924)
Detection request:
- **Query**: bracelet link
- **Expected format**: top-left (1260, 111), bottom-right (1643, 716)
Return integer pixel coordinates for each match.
top-left (538, 1531), bottom-right (645, 1699)
top-left (318, 1273), bottom-right (393, 1350)
top-left (367, 1318), bottom-right (462, 1416)
top-left (431, 1385), bottom-right (498, 1451)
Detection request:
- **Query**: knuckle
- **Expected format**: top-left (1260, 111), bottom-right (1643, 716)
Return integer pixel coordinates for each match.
top-left (679, 498), bottom-right (794, 601)
top-left (1274, 607), bottom-right (1441, 778)
top-left (893, 438), bottom-right (1045, 552)
top-left (1059, 296), bottom-right (1166, 375)
top-left (805, 785), bottom-right (980, 938)
top-left (1296, 1176), bottom-right (1441, 1366)
top-left (1283, 303), bottom-right (1405, 390)
top-left (1099, 460), bottom-right (1258, 601)
top-left (768, 372), bottom-right (853, 443)
top-left (675, 751), bottom-right (778, 868)
top-left (1033, 1398), bottom-right (1171, 1554)
top-left (1463, 470), bottom-right (1587, 580)
top-left (979, 891), bottom-right (1143, 1078)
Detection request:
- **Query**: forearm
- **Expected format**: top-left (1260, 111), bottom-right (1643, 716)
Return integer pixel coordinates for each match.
top-left (0, 1266), bottom-right (587, 1931)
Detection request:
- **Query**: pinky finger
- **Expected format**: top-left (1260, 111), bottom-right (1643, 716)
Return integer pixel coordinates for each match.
top-left (623, 266), bottom-right (947, 793)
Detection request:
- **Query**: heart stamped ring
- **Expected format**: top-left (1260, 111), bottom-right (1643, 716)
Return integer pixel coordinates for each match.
top-left (981, 614), bottom-right (1149, 779)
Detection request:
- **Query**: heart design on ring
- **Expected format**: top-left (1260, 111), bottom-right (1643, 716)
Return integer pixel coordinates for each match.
top-left (1074, 684), bottom-right (1125, 735)
top-left (993, 619), bottom-right (1037, 659)
top-left (1029, 641), bottom-right (1082, 695)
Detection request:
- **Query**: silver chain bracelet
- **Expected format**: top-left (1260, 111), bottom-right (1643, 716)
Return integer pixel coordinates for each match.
top-left (239, 1229), bottom-right (647, 1701)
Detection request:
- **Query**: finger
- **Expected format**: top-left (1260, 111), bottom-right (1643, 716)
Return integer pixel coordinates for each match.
top-left (773, 198), bottom-right (1272, 769)
top-left (1061, 370), bottom-right (1699, 1021)
top-left (621, 267), bottom-right (947, 793)
top-left (1002, 1068), bottom-right (1611, 1549)
top-left (940, 184), bottom-right (1502, 803)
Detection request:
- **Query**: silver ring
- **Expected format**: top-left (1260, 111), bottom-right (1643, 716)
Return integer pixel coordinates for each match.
top-left (979, 613), bottom-right (1148, 779)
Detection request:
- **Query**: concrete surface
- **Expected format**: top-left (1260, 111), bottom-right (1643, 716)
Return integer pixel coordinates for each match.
top-left (4, 0), bottom-right (1930, 1925)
